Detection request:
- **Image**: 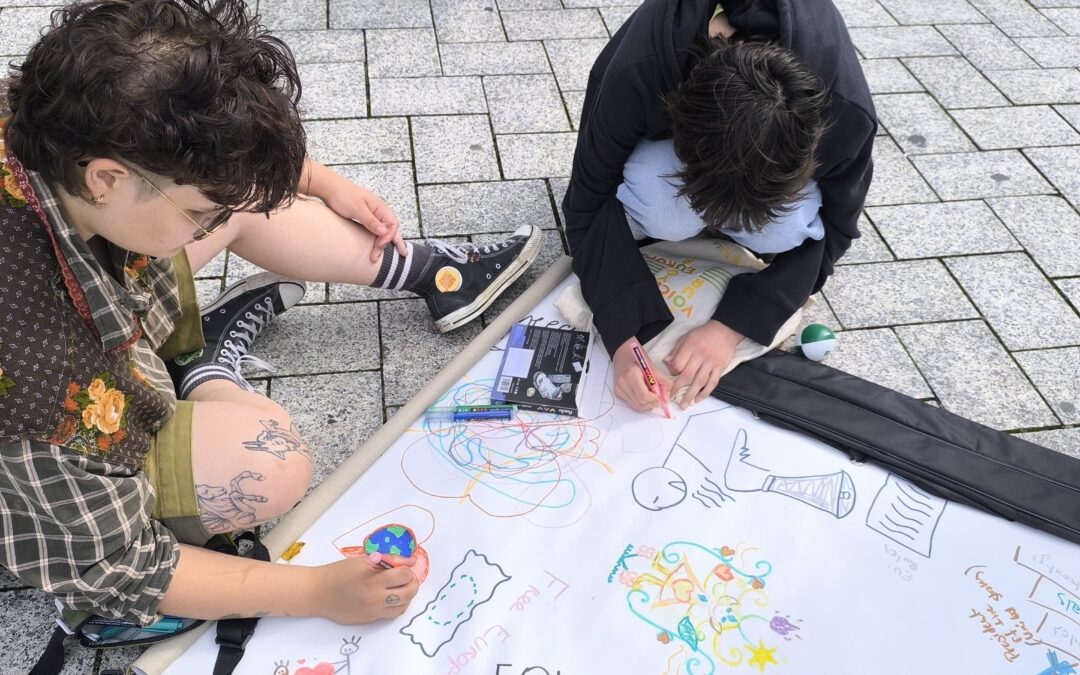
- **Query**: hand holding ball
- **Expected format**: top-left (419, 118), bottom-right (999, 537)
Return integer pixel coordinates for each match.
top-left (796, 324), bottom-right (837, 362)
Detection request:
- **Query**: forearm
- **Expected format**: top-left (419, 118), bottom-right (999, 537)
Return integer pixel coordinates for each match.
top-left (298, 157), bottom-right (344, 199)
top-left (158, 544), bottom-right (321, 620)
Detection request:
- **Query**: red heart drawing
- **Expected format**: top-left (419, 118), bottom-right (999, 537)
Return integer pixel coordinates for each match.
top-left (294, 662), bottom-right (336, 675)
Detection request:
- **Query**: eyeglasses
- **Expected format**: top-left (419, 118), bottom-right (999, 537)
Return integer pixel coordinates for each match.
top-left (127, 168), bottom-right (233, 241)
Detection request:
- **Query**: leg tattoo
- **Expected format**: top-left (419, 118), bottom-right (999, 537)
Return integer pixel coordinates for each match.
top-left (241, 419), bottom-right (309, 460)
top-left (196, 470), bottom-right (268, 532)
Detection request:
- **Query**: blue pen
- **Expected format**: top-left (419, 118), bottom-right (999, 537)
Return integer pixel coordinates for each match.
top-left (94, 618), bottom-right (183, 640)
top-left (426, 404), bottom-right (517, 423)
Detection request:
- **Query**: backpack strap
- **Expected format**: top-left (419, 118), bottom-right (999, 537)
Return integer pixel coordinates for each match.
top-left (211, 531), bottom-right (271, 675)
top-left (29, 624), bottom-right (70, 675)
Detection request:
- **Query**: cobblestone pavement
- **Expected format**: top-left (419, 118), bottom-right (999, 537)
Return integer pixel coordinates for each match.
top-left (2, 0), bottom-right (1080, 671)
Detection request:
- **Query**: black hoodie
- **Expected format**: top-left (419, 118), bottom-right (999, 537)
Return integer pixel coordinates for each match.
top-left (562, 0), bottom-right (877, 353)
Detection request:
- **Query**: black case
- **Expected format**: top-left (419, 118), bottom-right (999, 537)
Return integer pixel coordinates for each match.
top-left (712, 350), bottom-right (1080, 545)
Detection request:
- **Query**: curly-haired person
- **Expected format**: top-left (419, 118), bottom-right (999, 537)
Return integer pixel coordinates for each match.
top-left (0, 0), bottom-right (540, 629)
top-left (563, 0), bottom-right (876, 411)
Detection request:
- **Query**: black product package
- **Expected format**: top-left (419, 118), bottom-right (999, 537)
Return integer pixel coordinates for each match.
top-left (491, 323), bottom-right (593, 416)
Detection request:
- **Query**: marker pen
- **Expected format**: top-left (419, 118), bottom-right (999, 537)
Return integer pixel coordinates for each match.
top-left (425, 404), bottom-right (517, 423)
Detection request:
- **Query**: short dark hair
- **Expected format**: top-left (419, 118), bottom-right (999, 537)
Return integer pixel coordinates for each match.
top-left (666, 37), bottom-right (827, 233)
top-left (4, 0), bottom-right (306, 213)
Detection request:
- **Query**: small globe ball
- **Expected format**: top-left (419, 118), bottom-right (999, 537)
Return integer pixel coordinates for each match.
top-left (363, 524), bottom-right (417, 558)
top-left (796, 323), bottom-right (837, 362)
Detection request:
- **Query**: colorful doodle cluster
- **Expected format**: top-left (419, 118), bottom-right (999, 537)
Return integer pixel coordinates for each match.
top-left (614, 541), bottom-right (795, 673)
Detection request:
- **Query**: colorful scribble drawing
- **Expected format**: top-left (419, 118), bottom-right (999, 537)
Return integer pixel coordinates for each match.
top-left (1013, 546), bottom-right (1080, 663)
top-left (401, 549), bottom-right (512, 658)
top-left (632, 408), bottom-right (856, 519)
top-left (1040, 650), bottom-right (1078, 675)
top-left (400, 376), bottom-right (620, 527)
top-left (616, 541), bottom-right (794, 673)
top-left (865, 474), bottom-right (946, 557)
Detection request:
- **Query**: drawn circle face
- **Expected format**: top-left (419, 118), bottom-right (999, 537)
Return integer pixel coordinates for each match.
top-left (435, 266), bottom-right (462, 293)
top-left (632, 466), bottom-right (687, 511)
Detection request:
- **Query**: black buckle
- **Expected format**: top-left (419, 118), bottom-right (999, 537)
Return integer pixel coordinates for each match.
top-left (215, 622), bottom-right (255, 651)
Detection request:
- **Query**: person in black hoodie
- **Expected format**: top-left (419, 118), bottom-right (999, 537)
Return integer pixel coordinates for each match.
top-left (563, 0), bottom-right (876, 412)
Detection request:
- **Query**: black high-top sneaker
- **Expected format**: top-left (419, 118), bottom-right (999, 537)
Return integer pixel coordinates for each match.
top-left (419, 224), bottom-right (542, 333)
top-left (168, 272), bottom-right (306, 399)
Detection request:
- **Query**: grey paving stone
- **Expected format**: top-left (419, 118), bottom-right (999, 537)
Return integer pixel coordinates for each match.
top-left (1016, 427), bottom-right (1080, 458)
top-left (1032, 0), bottom-right (1080, 6)
top-left (439, 41), bottom-right (551, 75)
top-left (370, 76), bottom-right (487, 116)
top-left (271, 371), bottom-right (383, 489)
top-left (502, 9), bottom-right (608, 40)
top-left (876, 0), bottom-right (985, 25)
top-left (946, 252), bottom-right (1080, 349)
top-left (194, 250), bottom-right (227, 279)
top-left (481, 228), bottom-right (567, 320)
top-left (1056, 103), bottom-right (1080, 131)
top-left (257, 0), bottom-right (325, 30)
top-left (896, 320), bottom-right (1059, 430)
top-left (497, 132), bottom-right (578, 179)
top-left (549, 176), bottom-right (570, 227)
top-left (859, 59), bottom-right (923, 94)
top-left (431, 0), bottom-right (505, 43)
top-left (868, 201), bottom-right (1019, 258)
top-left (874, 93), bottom-right (975, 154)
top-left (561, 0), bottom-right (645, 6)
top-left (986, 196), bottom-right (1080, 277)
top-left (1015, 36), bottom-right (1080, 66)
top-left (413, 115), bottom-right (501, 183)
top-left (333, 162), bottom-right (421, 238)
top-left (1042, 7), bottom-right (1080, 34)
top-left (839, 213), bottom-right (895, 264)
top-left (0, 565), bottom-right (27, 589)
top-left (600, 5), bottom-right (639, 34)
top-left (1060, 278), bottom-right (1080, 308)
top-left (833, 0), bottom-right (897, 27)
top-left (563, 89), bottom-right (587, 129)
top-left (498, 0), bottom-right (563, 8)
top-left (329, 0), bottom-right (431, 28)
top-left (937, 24), bottom-right (1039, 70)
top-left (822, 260), bottom-right (977, 328)
top-left (0, 6), bottom-right (51, 56)
top-left (305, 118), bottom-right (411, 164)
top-left (297, 62), bottom-right (366, 119)
top-left (366, 28), bottom-right (440, 77)
top-left (952, 105), bottom-right (1080, 149)
top-left (968, 0), bottom-right (1065, 37)
top-left (275, 29), bottom-right (366, 64)
top-left (849, 26), bottom-right (957, 58)
top-left (983, 68), bottom-right (1080, 104)
top-left (419, 180), bottom-right (556, 235)
top-left (544, 39), bottom-right (608, 91)
top-left (195, 278), bottom-right (224, 307)
top-left (1015, 347), bottom-right (1080, 424)
top-left (863, 138), bottom-right (940, 206)
top-left (484, 74), bottom-right (570, 133)
top-left (1, 588), bottom-right (98, 675)
top-left (380, 298), bottom-right (482, 405)
top-left (1025, 145), bottom-right (1080, 207)
top-left (251, 302), bottom-right (381, 375)
top-left (827, 328), bottom-right (933, 399)
top-left (911, 150), bottom-right (1053, 200)
top-left (902, 56), bottom-right (1009, 108)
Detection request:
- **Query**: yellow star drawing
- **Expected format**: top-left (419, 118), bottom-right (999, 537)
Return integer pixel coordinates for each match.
top-left (747, 639), bottom-right (778, 671)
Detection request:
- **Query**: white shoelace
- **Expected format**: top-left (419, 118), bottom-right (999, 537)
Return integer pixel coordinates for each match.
top-left (425, 238), bottom-right (510, 264)
top-left (216, 298), bottom-right (279, 387)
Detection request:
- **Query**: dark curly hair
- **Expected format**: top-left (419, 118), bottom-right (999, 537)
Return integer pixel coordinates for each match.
top-left (4, 0), bottom-right (305, 213)
top-left (666, 37), bottom-right (827, 233)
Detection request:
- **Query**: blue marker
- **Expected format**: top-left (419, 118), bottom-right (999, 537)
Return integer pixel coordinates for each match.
top-left (426, 404), bottom-right (517, 423)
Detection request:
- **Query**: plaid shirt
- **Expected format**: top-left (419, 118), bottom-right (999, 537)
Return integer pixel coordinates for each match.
top-left (0, 152), bottom-right (182, 624)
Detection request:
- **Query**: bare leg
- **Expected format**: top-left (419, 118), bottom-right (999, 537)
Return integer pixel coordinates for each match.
top-left (188, 380), bottom-right (312, 534)
top-left (185, 196), bottom-right (382, 284)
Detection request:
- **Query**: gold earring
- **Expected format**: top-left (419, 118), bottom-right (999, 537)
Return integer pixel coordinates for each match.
top-left (90, 194), bottom-right (105, 206)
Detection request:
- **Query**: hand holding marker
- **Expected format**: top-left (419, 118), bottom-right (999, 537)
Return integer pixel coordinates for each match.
top-left (631, 343), bottom-right (672, 419)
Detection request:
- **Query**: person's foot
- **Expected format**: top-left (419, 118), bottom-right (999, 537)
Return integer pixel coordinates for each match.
top-left (417, 225), bottom-right (542, 333)
top-left (169, 272), bottom-right (306, 398)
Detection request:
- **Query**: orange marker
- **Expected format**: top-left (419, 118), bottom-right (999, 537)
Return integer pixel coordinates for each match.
top-left (631, 344), bottom-right (671, 419)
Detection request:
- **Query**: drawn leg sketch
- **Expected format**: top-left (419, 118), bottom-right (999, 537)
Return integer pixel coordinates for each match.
top-left (632, 409), bottom-right (856, 519)
top-left (865, 474), bottom-right (946, 557)
top-left (401, 550), bottom-right (511, 658)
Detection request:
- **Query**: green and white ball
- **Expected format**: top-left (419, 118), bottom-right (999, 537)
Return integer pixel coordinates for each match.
top-left (796, 323), bottom-right (837, 361)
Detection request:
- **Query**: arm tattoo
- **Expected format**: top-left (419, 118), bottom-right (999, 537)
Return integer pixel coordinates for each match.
top-left (196, 471), bottom-right (268, 532)
top-left (241, 419), bottom-right (309, 460)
